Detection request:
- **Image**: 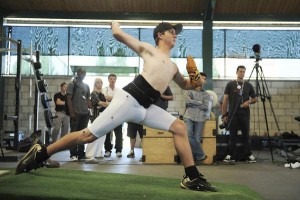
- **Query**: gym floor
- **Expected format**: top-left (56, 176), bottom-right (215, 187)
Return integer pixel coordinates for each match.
top-left (1, 144), bottom-right (299, 200)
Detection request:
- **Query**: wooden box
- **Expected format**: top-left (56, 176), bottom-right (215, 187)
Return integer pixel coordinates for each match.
top-left (142, 126), bottom-right (177, 164)
top-left (201, 137), bottom-right (216, 164)
top-left (142, 137), bottom-right (177, 164)
top-left (203, 120), bottom-right (217, 137)
top-left (202, 120), bottom-right (216, 164)
top-left (143, 126), bottom-right (173, 138)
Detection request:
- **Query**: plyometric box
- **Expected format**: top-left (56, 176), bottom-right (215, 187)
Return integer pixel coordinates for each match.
top-left (142, 127), bottom-right (178, 164)
top-left (202, 120), bottom-right (216, 164)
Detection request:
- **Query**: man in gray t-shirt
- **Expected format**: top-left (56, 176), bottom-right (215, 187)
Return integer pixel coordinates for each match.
top-left (67, 68), bottom-right (91, 161)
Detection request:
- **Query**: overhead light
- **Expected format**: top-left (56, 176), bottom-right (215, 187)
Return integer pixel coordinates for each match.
top-left (213, 21), bottom-right (300, 30)
top-left (3, 18), bottom-right (203, 28)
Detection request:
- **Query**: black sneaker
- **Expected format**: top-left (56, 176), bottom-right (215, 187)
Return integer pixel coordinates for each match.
top-left (15, 143), bottom-right (44, 175)
top-left (246, 155), bottom-right (257, 163)
top-left (127, 151), bottom-right (135, 158)
top-left (104, 151), bottom-right (111, 157)
top-left (180, 175), bottom-right (217, 192)
top-left (223, 155), bottom-right (235, 163)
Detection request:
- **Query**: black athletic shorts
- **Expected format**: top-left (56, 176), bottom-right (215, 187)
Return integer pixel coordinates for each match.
top-left (127, 122), bottom-right (144, 138)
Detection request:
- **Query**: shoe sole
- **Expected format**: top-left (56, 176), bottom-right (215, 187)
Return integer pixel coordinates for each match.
top-left (104, 154), bottom-right (111, 157)
top-left (15, 144), bottom-right (41, 175)
top-left (180, 182), bottom-right (217, 192)
top-left (223, 160), bottom-right (235, 163)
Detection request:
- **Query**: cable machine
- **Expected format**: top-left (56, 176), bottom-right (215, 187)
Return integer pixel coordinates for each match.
top-left (0, 37), bottom-right (22, 161)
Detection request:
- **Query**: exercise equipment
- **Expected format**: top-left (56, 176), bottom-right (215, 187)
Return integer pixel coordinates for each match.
top-left (44, 110), bottom-right (58, 128)
top-left (0, 37), bottom-right (22, 153)
top-left (41, 93), bottom-right (52, 109)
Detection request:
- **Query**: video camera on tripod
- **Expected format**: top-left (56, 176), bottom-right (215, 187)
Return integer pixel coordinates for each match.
top-left (250, 44), bottom-right (261, 61)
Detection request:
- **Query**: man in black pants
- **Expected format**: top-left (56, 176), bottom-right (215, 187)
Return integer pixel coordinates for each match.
top-left (221, 65), bottom-right (257, 163)
top-left (67, 68), bottom-right (91, 161)
top-left (103, 74), bottom-right (123, 158)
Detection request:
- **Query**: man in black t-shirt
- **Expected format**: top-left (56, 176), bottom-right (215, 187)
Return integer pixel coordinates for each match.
top-left (51, 82), bottom-right (70, 142)
top-left (154, 86), bottom-right (173, 110)
top-left (221, 65), bottom-right (257, 163)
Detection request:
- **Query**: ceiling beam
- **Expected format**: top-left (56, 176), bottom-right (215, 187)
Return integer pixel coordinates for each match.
top-left (204, 0), bottom-right (217, 20)
top-left (3, 11), bottom-right (204, 22)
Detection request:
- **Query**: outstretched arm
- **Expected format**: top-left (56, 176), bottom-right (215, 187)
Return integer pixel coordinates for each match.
top-left (111, 21), bottom-right (148, 57)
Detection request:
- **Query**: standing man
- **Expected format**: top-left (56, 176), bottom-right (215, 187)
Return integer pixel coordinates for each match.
top-left (183, 73), bottom-right (211, 165)
top-left (16, 22), bottom-right (216, 192)
top-left (103, 73), bottom-right (123, 158)
top-left (222, 65), bottom-right (257, 163)
top-left (67, 68), bottom-right (91, 161)
top-left (51, 82), bottom-right (70, 143)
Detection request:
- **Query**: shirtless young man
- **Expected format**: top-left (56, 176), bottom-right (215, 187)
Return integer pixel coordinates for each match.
top-left (16, 21), bottom-right (216, 192)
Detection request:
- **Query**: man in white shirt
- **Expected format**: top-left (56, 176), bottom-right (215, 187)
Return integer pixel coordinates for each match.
top-left (102, 73), bottom-right (123, 158)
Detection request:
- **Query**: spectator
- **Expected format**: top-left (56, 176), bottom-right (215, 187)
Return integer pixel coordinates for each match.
top-left (66, 68), bottom-right (91, 161)
top-left (85, 78), bottom-right (109, 163)
top-left (51, 82), bottom-right (70, 143)
top-left (103, 74), bottom-right (123, 158)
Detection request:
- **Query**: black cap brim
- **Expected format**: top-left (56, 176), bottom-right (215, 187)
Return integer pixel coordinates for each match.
top-left (173, 23), bottom-right (183, 35)
top-left (153, 23), bottom-right (183, 39)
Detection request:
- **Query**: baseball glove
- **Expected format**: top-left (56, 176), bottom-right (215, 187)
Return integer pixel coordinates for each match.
top-left (186, 55), bottom-right (200, 86)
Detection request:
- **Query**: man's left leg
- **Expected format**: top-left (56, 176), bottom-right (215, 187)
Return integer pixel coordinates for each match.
top-left (114, 124), bottom-right (123, 157)
top-left (16, 129), bottom-right (97, 175)
top-left (169, 119), bottom-right (217, 192)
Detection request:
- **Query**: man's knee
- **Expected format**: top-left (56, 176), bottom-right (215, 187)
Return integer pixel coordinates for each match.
top-left (169, 119), bottom-right (187, 135)
top-left (78, 129), bottom-right (97, 143)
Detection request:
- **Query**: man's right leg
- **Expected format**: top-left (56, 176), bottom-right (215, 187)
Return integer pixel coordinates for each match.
top-left (51, 112), bottom-right (63, 142)
top-left (69, 116), bottom-right (80, 159)
top-left (127, 137), bottom-right (136, 158)
top-left (60, 114), bottom-right (70, 138)
top-left (104, 132), bottom-right (112, 157)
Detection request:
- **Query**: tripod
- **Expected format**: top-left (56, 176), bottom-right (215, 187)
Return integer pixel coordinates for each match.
top-left (248, 59), bottom-right (289, 164)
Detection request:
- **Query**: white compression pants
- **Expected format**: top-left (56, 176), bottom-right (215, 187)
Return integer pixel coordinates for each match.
top-left (88, 89), bottom-right (177, 138)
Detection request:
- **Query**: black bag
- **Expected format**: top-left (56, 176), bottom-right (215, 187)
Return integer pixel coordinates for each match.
top-left (65, 81), bottom-right (77, 116)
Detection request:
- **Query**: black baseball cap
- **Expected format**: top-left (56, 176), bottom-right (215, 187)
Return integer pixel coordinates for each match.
top-left (153, 22), bottom-right (183, 39)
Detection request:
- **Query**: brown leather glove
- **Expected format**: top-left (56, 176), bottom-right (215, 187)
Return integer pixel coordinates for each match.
top-left (186, 55), bottom-right (200, 86)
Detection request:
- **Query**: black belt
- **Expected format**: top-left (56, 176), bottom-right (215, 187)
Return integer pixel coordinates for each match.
top-left (123, 75), bottom-right (160, 108)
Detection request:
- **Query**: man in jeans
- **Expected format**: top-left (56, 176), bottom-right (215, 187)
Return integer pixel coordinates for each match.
top-left (183, 73), bottom-right (211, 165)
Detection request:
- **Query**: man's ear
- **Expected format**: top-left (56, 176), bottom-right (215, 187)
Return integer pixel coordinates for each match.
top-left (157, 32), bottom-right (163, 39)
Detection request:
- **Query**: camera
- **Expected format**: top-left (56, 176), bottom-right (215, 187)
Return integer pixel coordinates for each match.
top-left (252, 44), bottom-right (261, 61)
top-left (219, 123), bottom-right (228, 130)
